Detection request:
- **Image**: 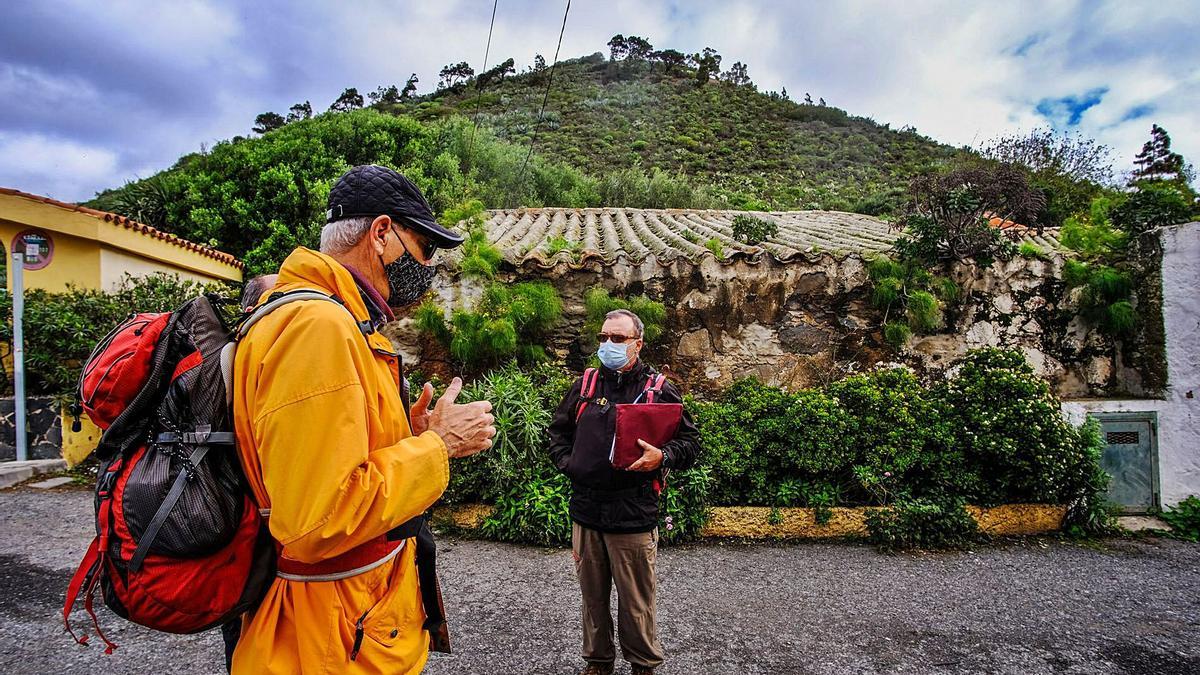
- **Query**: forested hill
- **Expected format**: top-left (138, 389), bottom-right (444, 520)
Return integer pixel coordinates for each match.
top-left (87, 43), bottom-right (969, 274)
top-left (403, 50), bottom-right (963, 213)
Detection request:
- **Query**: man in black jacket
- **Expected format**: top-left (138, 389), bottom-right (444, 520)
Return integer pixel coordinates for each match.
top-left (548, 309), bottom-right (701, 675)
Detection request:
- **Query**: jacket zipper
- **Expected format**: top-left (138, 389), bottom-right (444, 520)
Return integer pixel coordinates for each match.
top-left (350, 609), bottom-right (369, 661)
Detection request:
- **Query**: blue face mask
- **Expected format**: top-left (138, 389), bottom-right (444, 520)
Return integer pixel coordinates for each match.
top-left (597, 341), bottom-right (631, 370)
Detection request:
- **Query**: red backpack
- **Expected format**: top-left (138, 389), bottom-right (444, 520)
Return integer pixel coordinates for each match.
top-left (62, 291), bottom-right (342, 653)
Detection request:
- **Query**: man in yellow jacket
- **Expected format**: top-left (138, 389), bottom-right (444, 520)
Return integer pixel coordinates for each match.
top-left (230, 165), bottom-right (495, 674)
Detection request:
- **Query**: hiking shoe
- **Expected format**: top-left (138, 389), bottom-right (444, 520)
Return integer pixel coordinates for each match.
top-left (578, 664), bottom-right (614, 675)
top-left (631, 666), bottom-right (655, 675)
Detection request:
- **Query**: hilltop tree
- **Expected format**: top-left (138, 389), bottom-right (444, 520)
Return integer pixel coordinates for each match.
top-left (252, 111), bottom-right (285, 135)
top-left (607, 34), bottom-right (628, 61)
top-left (625, 35), bottom-right (654, 61)
top-left (804, 92), bottom-right (813, 105)
top-left (368, 85), bottom-right (402, 106)
top-left (476, 57), bottom-right (516, 89)
top-left (722, 61), bottom-right (751, 87)
top-left (819, 97), bottom-right (826, 106)
top-left (329, 87), bottom-right (364, 112)
top-left (438, 62), bottom-right (474, 89)
top-left (401, 73), bottom-right (419, 99)
top-left (1131, 124), bottom-right (1191, 184)
top-left (533, 54), bottom-right (547, 72)
top-left (655, 49), bottom-right (686, 75)
top-left (693, 47), bottom-right (722, 86)
top-left (286, 101), bottom-right (312, 123)
top-left (781, 87), bottom-right (790, 101)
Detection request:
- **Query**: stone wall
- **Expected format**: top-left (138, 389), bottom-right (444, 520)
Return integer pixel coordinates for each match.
top-left (399, 247), bottom-right (1161, 399)
top-left (0, 396), bottom-right (63, 460)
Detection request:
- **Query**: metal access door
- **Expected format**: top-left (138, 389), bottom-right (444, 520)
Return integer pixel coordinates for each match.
top-left (1093, 413), bottom-right (1159, 514)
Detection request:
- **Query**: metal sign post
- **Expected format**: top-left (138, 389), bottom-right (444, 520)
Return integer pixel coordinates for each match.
top-left (12, 244), bottom-right (27, 461)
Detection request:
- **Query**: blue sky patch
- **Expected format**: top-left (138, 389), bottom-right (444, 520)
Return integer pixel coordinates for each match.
top-left (1120, 103), bottom-right (1156, 123)
top-left (1035, 87), bottom-right (1109, 127)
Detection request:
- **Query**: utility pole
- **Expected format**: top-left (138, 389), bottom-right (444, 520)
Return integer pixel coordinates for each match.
top-left (12, 244), bottom-right (27, 461)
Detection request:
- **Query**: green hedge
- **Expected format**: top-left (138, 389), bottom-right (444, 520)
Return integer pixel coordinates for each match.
top-left (435, 347), bottom-right (1113, 549)
top-left (0, 274), bottom-right (232, 398)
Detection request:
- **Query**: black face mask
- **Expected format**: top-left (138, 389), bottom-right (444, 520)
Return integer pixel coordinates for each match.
top-left (381, 243), bottom-right (436, 308)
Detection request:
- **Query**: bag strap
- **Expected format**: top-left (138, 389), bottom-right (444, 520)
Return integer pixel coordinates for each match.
top-left (574, 368), bottom-right (600, 423)
top-left (632, 372), bottom-right (667, 404)
top-left (221, 290), bottom-right (366, 408)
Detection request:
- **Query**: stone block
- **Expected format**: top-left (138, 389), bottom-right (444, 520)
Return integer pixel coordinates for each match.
top-left (29, 476), bottom-right (74, 489)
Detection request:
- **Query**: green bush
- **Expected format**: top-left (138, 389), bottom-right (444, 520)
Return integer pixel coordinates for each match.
top-left (582, 288), bottom-right (666, 344)
top-left (704, 238), bottom-right (724, 257)
top-left (730, 214), bottom-right (779, 245)
top-left (829, 368), bottom-right (947, 504)
top-left (1161, 496), bottom-right (1200, 542)
top-left (868, 256), bottom-right (954, 346)
top-left (416, 282), bottom-right (562, 373)
top-left (1062, 260), bottom-right (1136, 337)
top-left (934, 348), bottom-right (1097, 506)
top-left (0, 273), bottom-right (232, 398)
top-left (865, 498), bottom-right (981, 552)
top-left (434, 347), bottom-right (1113, 549)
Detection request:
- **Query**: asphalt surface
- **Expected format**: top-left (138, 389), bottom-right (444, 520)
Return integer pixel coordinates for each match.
top-left (1, 486), bottom-right (1198, 675)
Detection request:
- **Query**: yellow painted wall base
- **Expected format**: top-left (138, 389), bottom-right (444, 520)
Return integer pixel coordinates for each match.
top-left (60, 408), bottom-right (101, 468)
top-left (432, 503), bottom-right (1069, 539)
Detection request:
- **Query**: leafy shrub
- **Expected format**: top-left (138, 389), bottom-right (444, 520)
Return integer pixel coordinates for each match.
top-left (868, 256), bottom-right (956, 346)
top-left (660, 465), bottom-right (713, 543)
top-left (481, 473), bottom-right (573, 547)
top-left (583, 288), bottom-right (666, 344)
top-left (1161, 496), bottom-right (1200, 542)
top-left (1018, 242), bottom-right (1048, 260)
top-left (416, 282), bottom-right (562, 373)
top-left (934, 348), bottom-right (1097, 505)
top-left (865, 498), bottom-right (981, 552)
top-left (829, 367), bottom-right (947, 504)
top-left (1059, 196), bottom-right (1126, 258)
top-left (704, 238), bottom-right (724, 257)
top-left (730, 214), bottom-right (778, 245)
top-left (896, 164), bottom-right (1042, 265)
top-left (1109, 181), bottom-right (1196, 234)
top-left (0, 274), bottom-right (231, 398)
top-left (1060, 418), bottom-right (1118, 538)
top-left (1062, 260), bottom-right (1136, 336)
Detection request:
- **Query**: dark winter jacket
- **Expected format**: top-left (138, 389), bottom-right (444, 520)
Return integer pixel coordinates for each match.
top-left (548, 361), bottom-right (701, 533)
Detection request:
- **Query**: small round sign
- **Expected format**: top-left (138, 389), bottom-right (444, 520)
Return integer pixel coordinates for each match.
top-left (13, 230), bottom-right (53, 270)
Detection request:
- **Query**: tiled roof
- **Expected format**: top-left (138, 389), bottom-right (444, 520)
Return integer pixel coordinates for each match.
top-left (0, 187), bottom-right (244, 270)
top-left (444, 208), bottom-right (1063, 269)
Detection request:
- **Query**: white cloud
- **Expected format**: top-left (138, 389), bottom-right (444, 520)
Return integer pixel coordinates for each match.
top-left (0, 0), bottom-right (1196, 200)
top-left (0, 133), bottom-right (119, 200)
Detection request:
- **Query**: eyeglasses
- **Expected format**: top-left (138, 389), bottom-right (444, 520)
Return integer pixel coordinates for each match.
top-left (391, 225), bottom-right (438, 261)
top-left (598, 333), bottom-right (640, 344)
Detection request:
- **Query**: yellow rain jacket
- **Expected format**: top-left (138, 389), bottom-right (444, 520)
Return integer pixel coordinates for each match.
top-left (231, 247), bottom-right (449, 674)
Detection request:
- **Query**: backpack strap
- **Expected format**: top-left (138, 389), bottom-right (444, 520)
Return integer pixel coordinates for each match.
top-left (632, 372), bottom-right (667, 404)
top-left (574, 368), bottom-right (601, 423)
top-left (220, 290), bottom-right (364, 408)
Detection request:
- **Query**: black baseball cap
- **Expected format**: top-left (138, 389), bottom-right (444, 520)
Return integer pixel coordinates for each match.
top-left (325, 165), bottom-right (465, 248)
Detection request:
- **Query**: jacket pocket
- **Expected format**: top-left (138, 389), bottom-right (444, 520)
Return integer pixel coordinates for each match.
top-left (336, 553), bottom-right (416, 655)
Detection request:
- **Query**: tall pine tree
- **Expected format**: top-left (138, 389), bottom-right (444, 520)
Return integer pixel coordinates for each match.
top-left (1130, 124), bottom-right (1187, 184)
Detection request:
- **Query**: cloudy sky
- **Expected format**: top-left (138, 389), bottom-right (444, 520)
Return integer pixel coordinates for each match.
top-left (1, 0), bottom-right (1196, 202)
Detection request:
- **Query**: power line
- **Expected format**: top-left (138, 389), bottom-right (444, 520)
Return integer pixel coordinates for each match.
top-left (509, 0), bottom-right (570, 208)
top-left (463, 0), bottom-right (499, 200)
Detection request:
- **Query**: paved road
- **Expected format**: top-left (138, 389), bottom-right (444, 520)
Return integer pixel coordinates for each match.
top-left (2, 486), bottom-right (1198, 674)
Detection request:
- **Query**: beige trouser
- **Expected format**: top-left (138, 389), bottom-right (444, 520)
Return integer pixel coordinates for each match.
top-left (572, 522), bottom-right (665, 668)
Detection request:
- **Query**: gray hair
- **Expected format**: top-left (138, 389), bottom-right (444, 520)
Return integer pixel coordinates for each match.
top-left (605, 309), bottom-right (644, 338)
top-left (320, 216), bottom-right (374, 254)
